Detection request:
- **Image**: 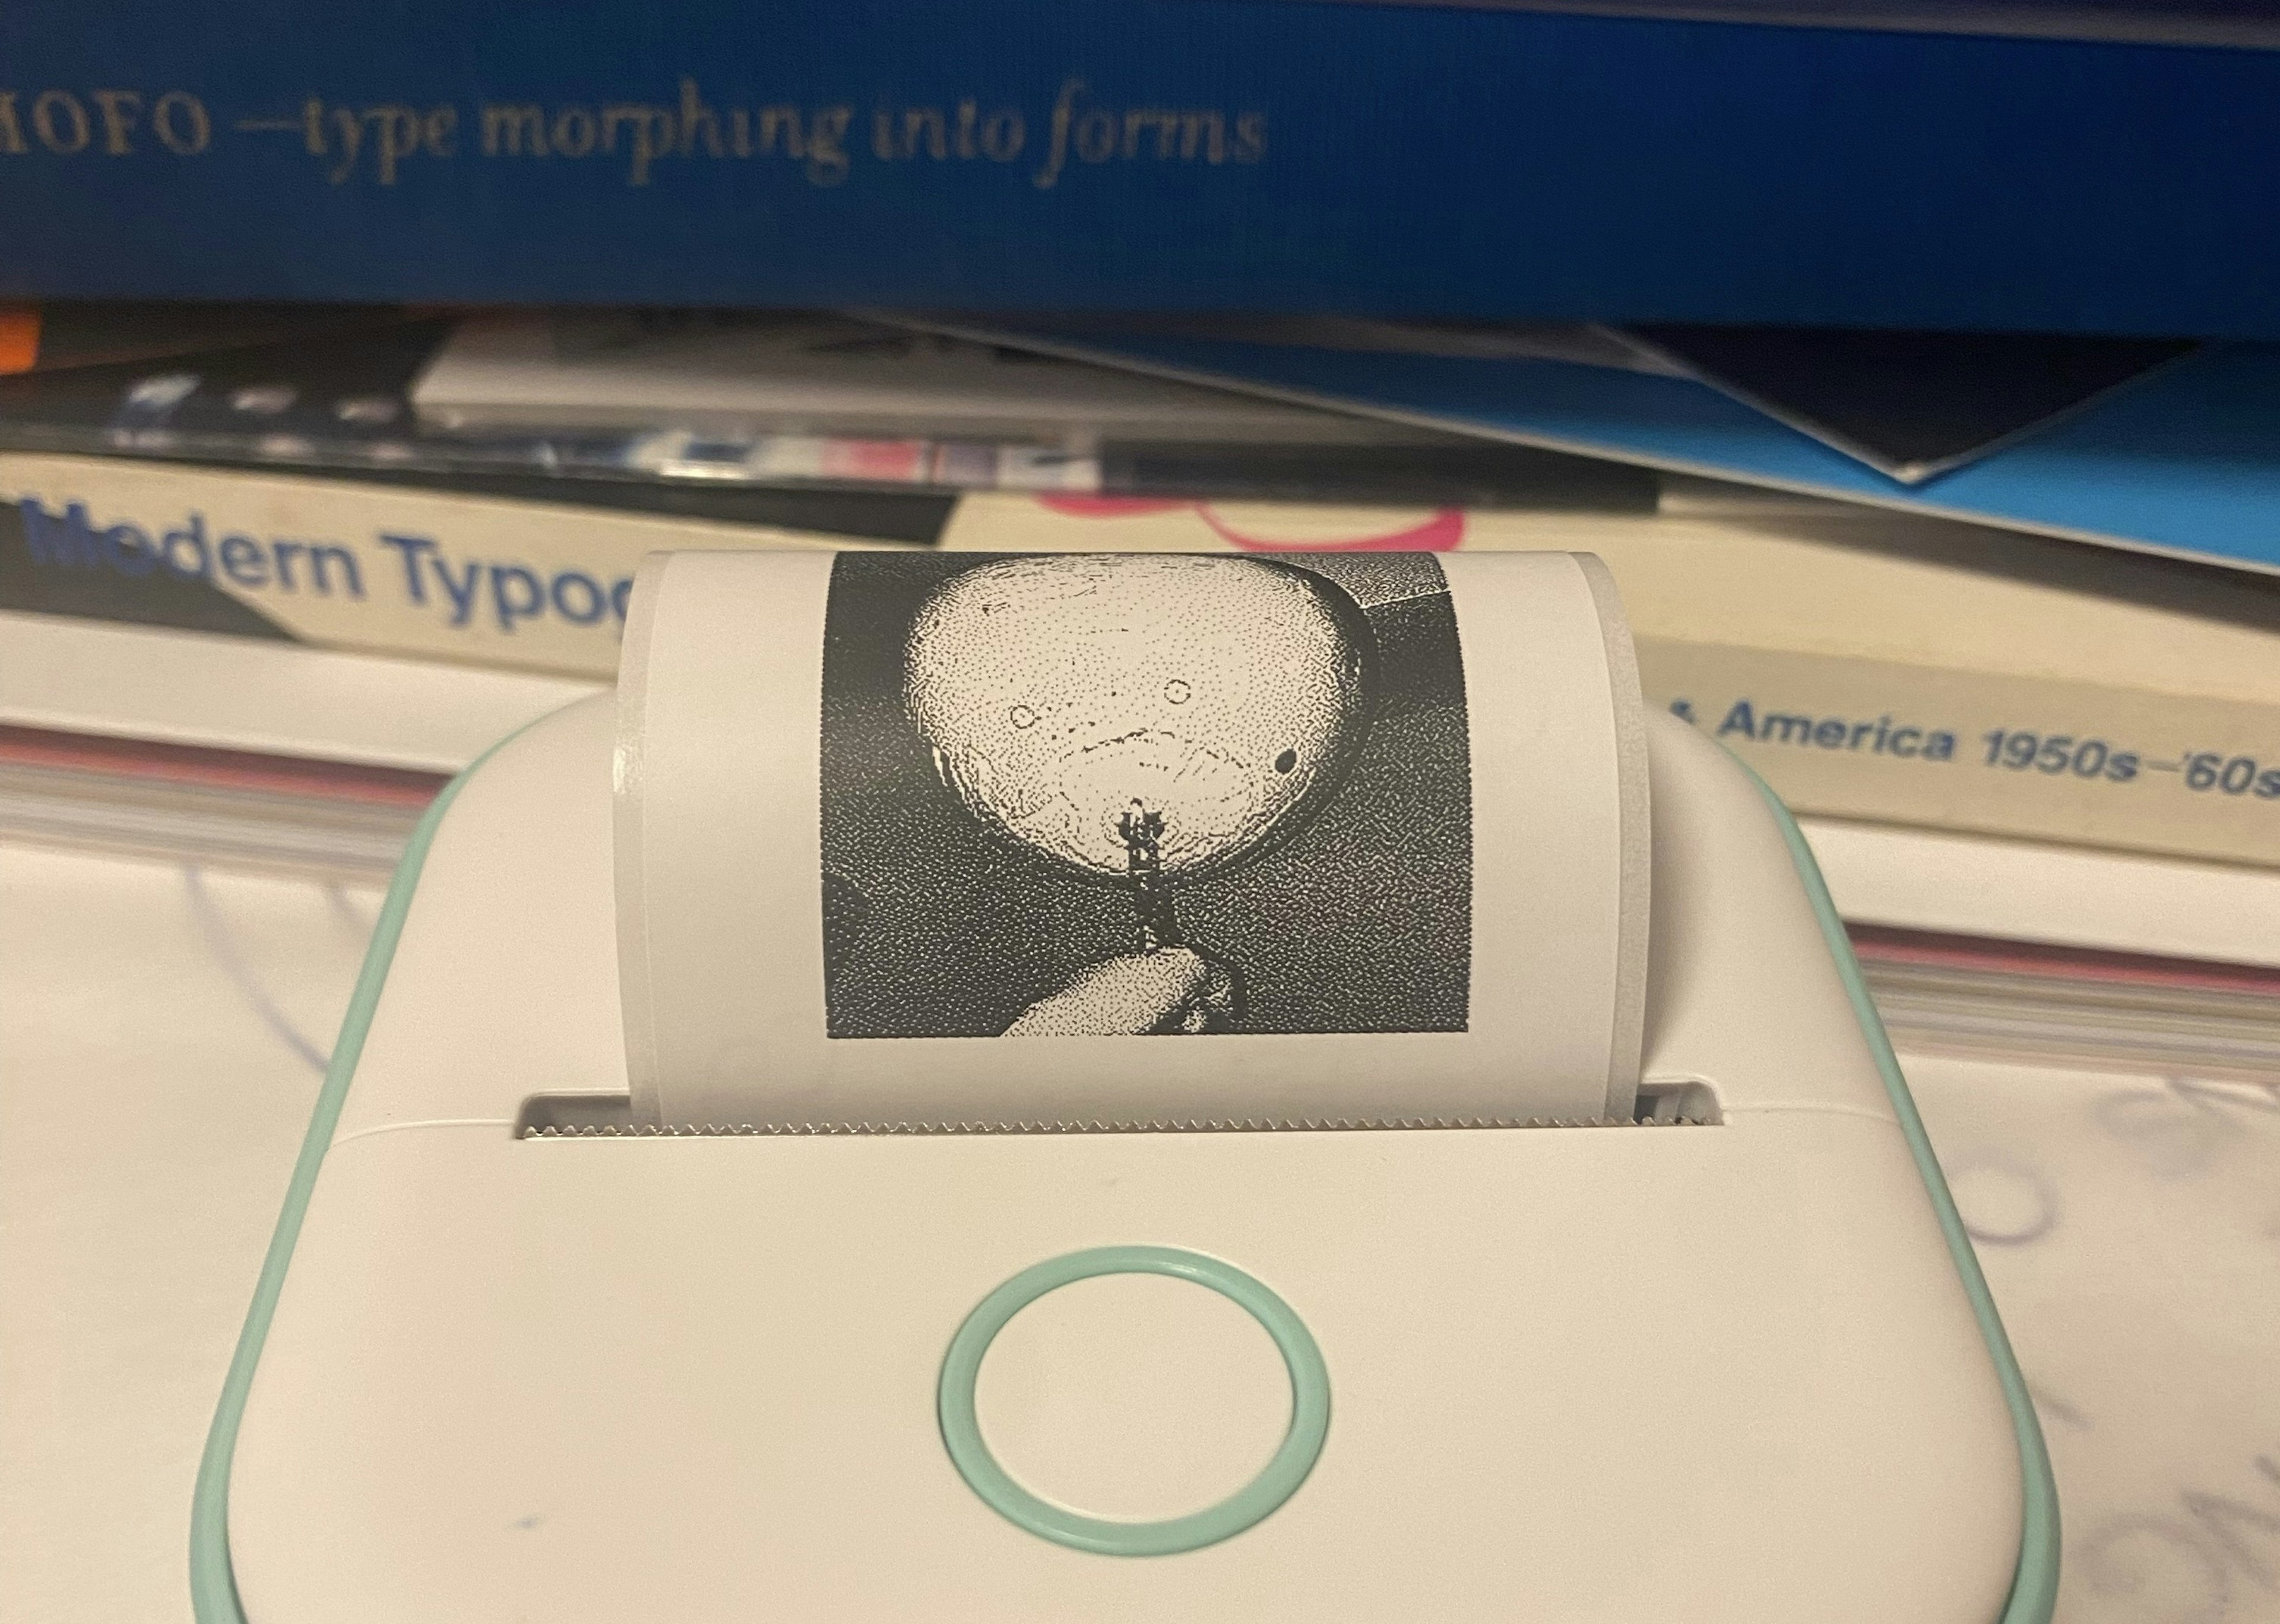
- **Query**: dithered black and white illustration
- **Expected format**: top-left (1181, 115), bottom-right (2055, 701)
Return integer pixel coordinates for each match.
top-left (821, 552), bottom-right (1473, 1038)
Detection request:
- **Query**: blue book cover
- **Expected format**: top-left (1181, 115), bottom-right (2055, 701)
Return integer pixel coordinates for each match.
top-left (5, 0), bottom-right (2280, 333)
top-left (945, 317), bottom-right (2280, 575)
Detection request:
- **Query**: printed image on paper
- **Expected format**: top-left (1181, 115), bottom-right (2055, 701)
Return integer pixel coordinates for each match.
top-left (819, 552), bottom-right (1472, 1038)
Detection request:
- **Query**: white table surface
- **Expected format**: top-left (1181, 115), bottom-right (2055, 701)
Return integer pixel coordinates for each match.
top-left (2, 840), bottom-right (2274, 1624)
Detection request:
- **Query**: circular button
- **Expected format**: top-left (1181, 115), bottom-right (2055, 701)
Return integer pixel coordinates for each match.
top-left (938, 1246), bottom-right (1331, 1557)
top-left (977, 1271), bottom-right (1290, 1520)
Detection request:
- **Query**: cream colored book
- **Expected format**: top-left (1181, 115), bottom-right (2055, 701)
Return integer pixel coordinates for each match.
top-left (0, 451), bottom-right (914, 679)
top-left (8, 448), bottom-right (2278, 868)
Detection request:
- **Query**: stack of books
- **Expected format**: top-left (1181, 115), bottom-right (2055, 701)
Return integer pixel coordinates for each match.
top-left (3, 0), bottom-right (2278, 1075)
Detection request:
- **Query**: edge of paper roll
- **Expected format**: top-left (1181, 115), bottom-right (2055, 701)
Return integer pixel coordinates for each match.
top-left (1575, 552), bottom-right (1653, 1122)
top-left (613, 552), bottom-right (670, 1126)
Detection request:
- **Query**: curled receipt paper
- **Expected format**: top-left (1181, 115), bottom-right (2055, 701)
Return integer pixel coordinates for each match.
top-left (614, 549), bottom-right (1649, 1130)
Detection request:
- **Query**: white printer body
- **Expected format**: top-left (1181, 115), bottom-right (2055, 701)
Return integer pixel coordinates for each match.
top-left (193, 695), bottom-right (2056, 1624)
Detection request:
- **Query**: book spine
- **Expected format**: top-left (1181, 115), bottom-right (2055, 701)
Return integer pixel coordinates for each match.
top-left (4, 2), bottom-right (2280, 333)
top-left (11, 461), bottom-right (2279, 869)
top-left (1644, 641), bottom-right (2280, 870)
top-left (0, 454), bottom-right (912, 679)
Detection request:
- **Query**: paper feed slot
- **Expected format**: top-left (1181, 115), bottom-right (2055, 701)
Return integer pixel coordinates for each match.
top-left (512, 1079), bottom-right (1725, 1137)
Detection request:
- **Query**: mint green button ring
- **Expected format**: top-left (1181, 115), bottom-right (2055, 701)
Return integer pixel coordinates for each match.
top-left (937, 1245), bottom-right (1331, 1557)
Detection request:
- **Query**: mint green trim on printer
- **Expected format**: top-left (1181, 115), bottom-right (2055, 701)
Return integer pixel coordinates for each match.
top-left (937, 1245), bottom-right (1332, 1557)
top-left (1744, 770), bottom-right (2062, 1624)
top-left (189, 740), bottom-right (2059, 1624)
top-left (189, 758), bottom-right (483, 1624)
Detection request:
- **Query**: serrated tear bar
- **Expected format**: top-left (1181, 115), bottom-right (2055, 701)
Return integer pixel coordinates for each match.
top-left (517, 1112), bottom-right (1715, 1139)
top-left (515, 1077), bottom-right (1722, 1138)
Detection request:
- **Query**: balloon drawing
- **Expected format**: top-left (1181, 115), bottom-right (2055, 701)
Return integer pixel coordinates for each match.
top-left (903, 554), bottom-right (1375, 959)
